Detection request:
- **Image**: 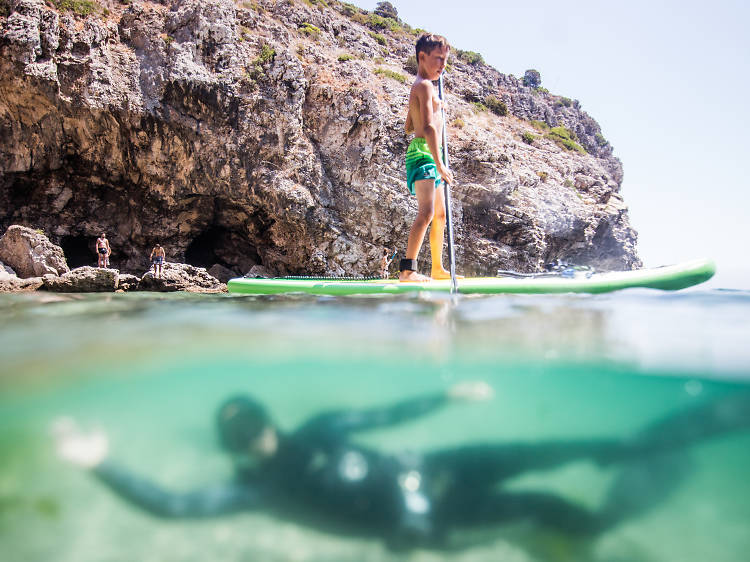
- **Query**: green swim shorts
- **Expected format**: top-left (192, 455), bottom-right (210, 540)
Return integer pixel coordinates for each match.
top-left (405, 137), bottom-right (443, 195)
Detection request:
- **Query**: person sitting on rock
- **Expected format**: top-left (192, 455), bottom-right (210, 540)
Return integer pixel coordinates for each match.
top-left (96, 233), bottom-right (111, 268)
top-left (149, 244), bottom-right (166, 278)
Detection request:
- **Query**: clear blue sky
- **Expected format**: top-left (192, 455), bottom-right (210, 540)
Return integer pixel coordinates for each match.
top-left (355, 0), bottom-right (750, 289)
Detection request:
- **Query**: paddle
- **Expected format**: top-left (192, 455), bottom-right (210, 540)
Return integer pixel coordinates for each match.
top-left (438, 73), bottom-right (458, 294)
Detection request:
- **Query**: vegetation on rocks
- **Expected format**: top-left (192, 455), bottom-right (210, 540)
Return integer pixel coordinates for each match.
top-left (368, 31), bottom-right (387, 45)
top-left (52, 0), bottom-right (102, 17)
top-left (484, 95), bottom-right (507, 116)
top-left (403, 55), bottom-right (418, 74)
top-left (548, 127), bottom-right (587, 154)
top-left (374, 67), bottom-right (406, 83)
top-left (523, 69), bottom-right (542, 88)
top-left (455, 49), bottom-right (484, 65)
top-left (299, 22), bottom-right (322, 39)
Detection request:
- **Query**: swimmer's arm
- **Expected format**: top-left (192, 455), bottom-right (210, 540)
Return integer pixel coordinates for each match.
top-left (93, 461), bottom-right (262, 518)
top-left (405, 110), bottom-right (414, 134)
top-left (297, 394), bottom-right (448, 437)
top-left (299, 384), bottom-right (492, 436)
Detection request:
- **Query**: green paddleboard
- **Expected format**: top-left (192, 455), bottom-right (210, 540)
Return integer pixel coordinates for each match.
top-left (227, 258), bottom-right (715, 296)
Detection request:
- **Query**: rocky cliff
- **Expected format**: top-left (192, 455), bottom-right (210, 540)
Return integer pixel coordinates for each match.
top-left (0, 0), bottom-right (640, 278)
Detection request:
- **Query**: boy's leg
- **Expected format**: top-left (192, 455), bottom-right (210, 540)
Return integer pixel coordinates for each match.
top-left (429, 186), bottom-right (448, 279)
top-left (400, 178), bottom-right (436, 282)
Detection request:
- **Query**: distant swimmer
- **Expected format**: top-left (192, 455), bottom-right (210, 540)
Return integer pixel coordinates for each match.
top-left (54, 385), bottom-right (750, 550)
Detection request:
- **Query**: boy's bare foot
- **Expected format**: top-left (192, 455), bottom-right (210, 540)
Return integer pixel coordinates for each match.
top-left (431, 268), bottom-right (464, 280)
top-left (399, 270), bottom-right (431, 282)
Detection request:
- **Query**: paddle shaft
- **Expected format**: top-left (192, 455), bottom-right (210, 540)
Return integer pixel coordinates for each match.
top-left (438, 74), bottom-right (458, 294)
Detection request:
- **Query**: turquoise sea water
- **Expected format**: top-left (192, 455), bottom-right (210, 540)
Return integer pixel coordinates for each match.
top-left (1, 289), bottom-right (749, 562)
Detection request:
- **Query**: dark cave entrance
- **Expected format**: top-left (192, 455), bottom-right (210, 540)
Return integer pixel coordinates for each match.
top-left (185, 228), bottom-right (222, 268)
top-left (185, 226), bottom-right (261, 274)
top-left (60, 234), bottom-right (95, 268)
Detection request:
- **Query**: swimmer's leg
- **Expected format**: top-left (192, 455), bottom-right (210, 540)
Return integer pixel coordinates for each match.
top-left (599, 450), bottom-right (692, 528)
top-left (438, 488), bottom-right (604, 535)
top-left (627, 391), bottom-right (750, 453)
top-left (425, 440), bottom-right (627, 488)
top-left (400, 178), bottom-right (437, 282)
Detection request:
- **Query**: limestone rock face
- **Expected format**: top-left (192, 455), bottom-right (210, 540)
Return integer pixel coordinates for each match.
top-left (1, 260), bottom-right (16, 276)
top-left (42, 266), bottom-right (118, 292)
top-left (208, 263), bottom-right (237, 283)
top-left (0, 274), bottom-right (44, 292)
top-left (0, 0), bottom-right (640, 278)
top-left (138, 262), bottom-right (225, 292)
top-left (0, 225), bottom-right (69, 278)
top-left (118, 273), bottom-right (141, 291)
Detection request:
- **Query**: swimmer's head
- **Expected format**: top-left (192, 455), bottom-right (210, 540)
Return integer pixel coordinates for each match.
top-left (216, 395), bottom-right (277, 462)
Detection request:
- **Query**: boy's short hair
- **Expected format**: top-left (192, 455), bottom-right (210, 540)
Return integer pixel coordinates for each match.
top-left (415, 33), bottom-right (450, 60)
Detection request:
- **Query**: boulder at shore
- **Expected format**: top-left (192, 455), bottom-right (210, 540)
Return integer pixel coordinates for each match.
top-left (0, 226), bottom-right (69, 278)
top-left (138, 262), bottom-right (225, 293)
top-left (43, 267), bottom-right (119, 293)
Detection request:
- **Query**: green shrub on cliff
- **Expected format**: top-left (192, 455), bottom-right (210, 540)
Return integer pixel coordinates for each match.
top-left (455, 49), bottom-right (484, 65)
top-left (374, 67), bottom-right (406, 83)
top-left (484, 95), bottom-right (507, 116)
top-left (257, 43), bottom-right (276, 64)
top-left (471, 101), bottom-right (488, 113)
top-left (522, 131), bottom-right (536, 145)
top-left (299, 22), bottom-right (322, 39)
top-left (523, 69), bottom-right (541, 88)
top-left (338, 2), bottom-right (359, 17)
top-left (369, 31), bottom-right (387, 45)
top-left (548, 126), bottom-right (586, 154)
top-left (403, 55), bottom-right (418, 74)
top-left (52, 0), bottom-right (100, 17)
top-left (367, 13), bottom-right (400, 33)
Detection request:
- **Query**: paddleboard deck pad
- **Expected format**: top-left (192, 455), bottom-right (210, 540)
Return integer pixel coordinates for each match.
top-left (227, 259), bottom-right (715, 296)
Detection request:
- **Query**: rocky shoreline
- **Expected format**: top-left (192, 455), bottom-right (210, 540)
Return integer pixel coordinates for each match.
top-left (0, 225), bottom-right (227, 293)
top-left (1, 0), bottom-right (641, 281)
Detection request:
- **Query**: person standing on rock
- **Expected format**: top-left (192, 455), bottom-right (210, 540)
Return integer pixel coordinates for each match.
top-left (150, 244), bottom-right (166, 278)
top-left (380, 248), bottom-right (395, 279)
top-left (96, 233), bottom-right (111, 268)
top-left (400, 33), bottom-right (455, 282)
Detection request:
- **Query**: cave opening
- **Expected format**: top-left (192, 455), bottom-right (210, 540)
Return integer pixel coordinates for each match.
top-left (60, 234), bottom-right (95, 268)
top-left (185, 226), bottom-right (260, 275)
top-left (185, 228), bottom-right (222, 268)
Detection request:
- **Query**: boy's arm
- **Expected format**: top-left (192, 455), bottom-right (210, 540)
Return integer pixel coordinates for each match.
top-left (405, 110), bottom-right (414, 134)
top-left (93, 461), bottom-right (262, 518)
top-left (416, 81), bottom-right (451, 183)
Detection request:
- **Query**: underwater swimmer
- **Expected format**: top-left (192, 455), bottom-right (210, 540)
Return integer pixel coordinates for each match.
top-left (54, 386), bottom-right (750, 549)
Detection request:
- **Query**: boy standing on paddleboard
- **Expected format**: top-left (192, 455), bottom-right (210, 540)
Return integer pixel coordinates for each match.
top-left (400, 33), bottom-right (455, 282)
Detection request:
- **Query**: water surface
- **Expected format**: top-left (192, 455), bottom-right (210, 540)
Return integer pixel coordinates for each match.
top-left (1, 289), bottom-right (749, 562)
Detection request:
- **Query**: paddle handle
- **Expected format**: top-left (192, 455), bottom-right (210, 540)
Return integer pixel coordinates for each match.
top-left (438, 74), bottom-right (458, 294)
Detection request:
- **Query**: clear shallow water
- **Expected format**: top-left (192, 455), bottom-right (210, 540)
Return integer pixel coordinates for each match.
top-left (1, 289), bottom-right (749, 562)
